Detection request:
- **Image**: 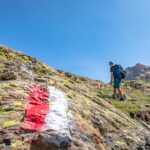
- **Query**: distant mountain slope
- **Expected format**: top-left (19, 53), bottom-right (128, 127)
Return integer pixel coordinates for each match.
top-left (126, 63), bottom-right (150, 80)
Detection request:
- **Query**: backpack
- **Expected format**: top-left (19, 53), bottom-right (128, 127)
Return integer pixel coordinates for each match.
top-left (113, 64), bottom-right (126, 79)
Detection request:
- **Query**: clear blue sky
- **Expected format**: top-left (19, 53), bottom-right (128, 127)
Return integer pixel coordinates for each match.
top-left (0, 0), bottom-right (150, 82)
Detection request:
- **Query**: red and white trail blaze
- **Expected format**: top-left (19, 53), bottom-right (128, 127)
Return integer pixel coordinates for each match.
top-left (21, 85), bottom-right (70, 136)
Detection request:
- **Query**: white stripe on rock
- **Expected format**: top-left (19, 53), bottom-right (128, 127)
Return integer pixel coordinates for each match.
top-left (44, 86), bottom-right (70, 136)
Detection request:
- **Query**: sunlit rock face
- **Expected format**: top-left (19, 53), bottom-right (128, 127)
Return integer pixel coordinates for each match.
top-left (126, 63), bottom-right (150, 80)
top-left (0, 46), bottom-right (150, 150)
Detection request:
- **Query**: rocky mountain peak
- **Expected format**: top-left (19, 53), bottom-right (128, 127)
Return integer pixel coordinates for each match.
top-left (126, 63), bottom-right (150, 80)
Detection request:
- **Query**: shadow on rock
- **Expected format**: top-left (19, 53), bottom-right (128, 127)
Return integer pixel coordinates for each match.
top-left (30, 133), bottom-right (72, 150)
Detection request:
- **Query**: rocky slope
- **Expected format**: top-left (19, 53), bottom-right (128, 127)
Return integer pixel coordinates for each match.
top-left (126, 63), bottom-right (150, 80)
top-left (0, 46), bottom-right (150, 150)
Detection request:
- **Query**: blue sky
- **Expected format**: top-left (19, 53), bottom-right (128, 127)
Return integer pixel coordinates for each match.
top-left (0, 0), bottom-right (150, 82)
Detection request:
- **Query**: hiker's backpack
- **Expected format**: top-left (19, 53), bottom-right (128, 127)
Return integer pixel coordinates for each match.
top-left (113, 64), bottom-right (126, 79)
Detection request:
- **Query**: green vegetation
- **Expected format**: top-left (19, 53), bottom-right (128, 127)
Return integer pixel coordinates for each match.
top-left (112, 101), bottom-right (140, 115)
top-left (14, 101), bottom-right (22, 106)
top-left (0, 51), bottom-right (7, 61)
top-left (18, 55), bottom-right (30, 63)
top-left (0, 64), bottom-right (5, 74)
top-left (115, 140), bottom-right (126, 149)
top-left (0, 46), bottom-right (30, 63)
top-left (124, 80), bottom-right (150, 90)
top-left (98, 81), bottom-right (150, 116)
top-left (3, 120), bottom-right (18, 128)
top-left (34, 63), bottom-right (49, 74)
top-left (11, 140), bottom-right (24, 149)
top-left (2, 105), bottom-right (9, 109)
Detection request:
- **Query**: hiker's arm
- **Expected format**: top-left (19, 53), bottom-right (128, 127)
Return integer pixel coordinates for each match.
top-left (109, 72), bottom-right (113, 85)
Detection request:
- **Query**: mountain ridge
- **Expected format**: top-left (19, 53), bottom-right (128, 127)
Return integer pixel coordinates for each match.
top-left (126, 63), bottom-right (150, 80)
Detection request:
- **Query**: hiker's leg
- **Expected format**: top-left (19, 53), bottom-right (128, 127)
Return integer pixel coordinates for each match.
top-left (118, 88), bottom-right (123, 97)
top-left (114, 78), bottom-right (124, 100)
top-left (112, 87), bottom-right (117, 99)
top-left (114, 88), bottom-right (117, 95)
top-left (118, 88), bottom-right (125, 101)
top-left (114, 78), bottom-right (120, 94)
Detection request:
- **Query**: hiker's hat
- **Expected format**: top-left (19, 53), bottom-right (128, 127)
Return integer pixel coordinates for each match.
top-left (109, 61), bottom-right (114, 65)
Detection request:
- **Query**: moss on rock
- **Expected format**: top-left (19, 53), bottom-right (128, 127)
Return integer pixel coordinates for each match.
top-left (3, 120), bottom-right (18, 128)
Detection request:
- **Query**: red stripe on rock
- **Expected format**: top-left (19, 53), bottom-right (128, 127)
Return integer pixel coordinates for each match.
top-left (21, 85), bottom-right (49, 132)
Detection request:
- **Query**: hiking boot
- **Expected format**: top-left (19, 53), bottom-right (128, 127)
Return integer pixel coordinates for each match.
top-left (120, 97), bottom-right (125, 101)
top-left (112, 95), bottom-right (116, 99)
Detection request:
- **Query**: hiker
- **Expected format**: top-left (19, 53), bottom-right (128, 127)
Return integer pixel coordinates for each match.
top-left (109, 61), bottom-right (126, 101)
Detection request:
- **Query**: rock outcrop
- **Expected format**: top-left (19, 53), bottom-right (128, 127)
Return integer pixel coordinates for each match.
top-left (0, 46), bottom-right (150, 150)
top-left (126, 63), bottom-right (150, 80)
